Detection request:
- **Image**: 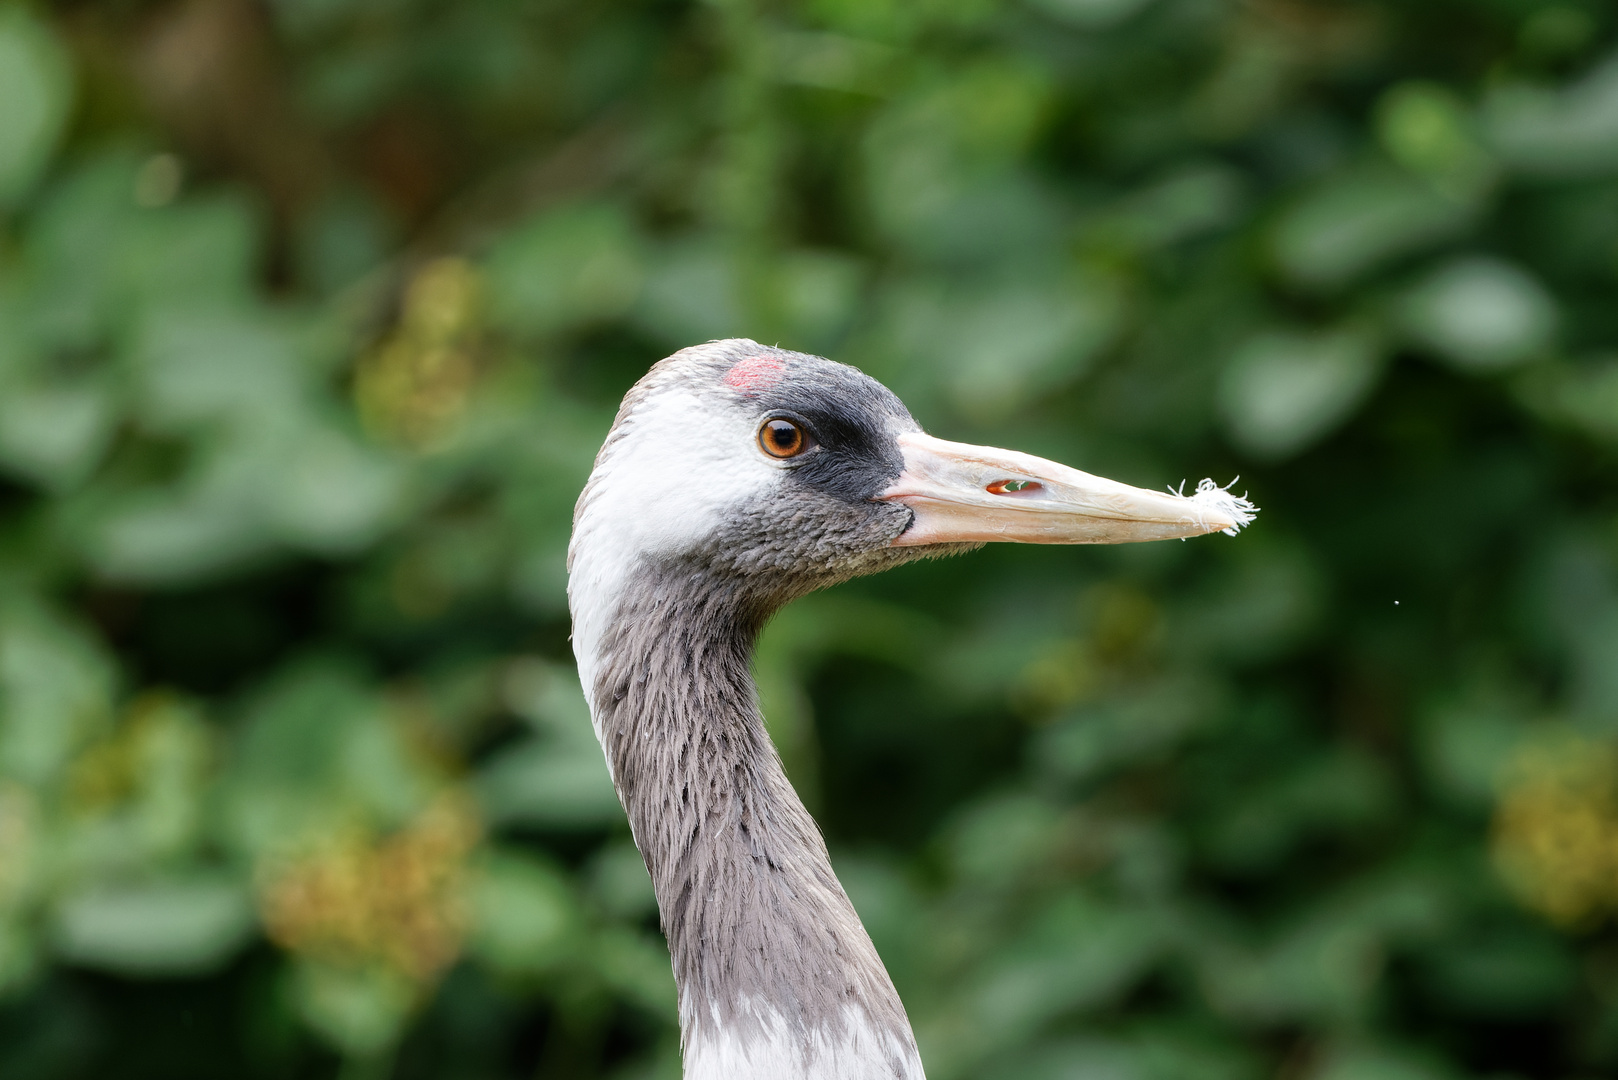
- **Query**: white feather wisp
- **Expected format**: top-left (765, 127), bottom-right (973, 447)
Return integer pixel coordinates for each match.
top-left (1176, 478), bottom-right (1258, 537)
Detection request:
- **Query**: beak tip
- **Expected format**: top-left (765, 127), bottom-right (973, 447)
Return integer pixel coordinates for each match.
top-left (1181, 478), bottom-right (1258, 538)
top-left (886, 434), bottom-right (1259, 547)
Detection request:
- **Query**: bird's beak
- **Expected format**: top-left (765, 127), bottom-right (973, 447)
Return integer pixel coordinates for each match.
top-left (878, 432), bottom-right (1256, 547)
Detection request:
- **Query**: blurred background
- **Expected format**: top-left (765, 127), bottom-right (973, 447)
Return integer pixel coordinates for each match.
top-left (1, 0), bottom-right (1617, 1077)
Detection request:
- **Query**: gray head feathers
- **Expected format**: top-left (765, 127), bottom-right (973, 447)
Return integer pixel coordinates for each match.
top-left (570, 340), bottom-right (932, 1078)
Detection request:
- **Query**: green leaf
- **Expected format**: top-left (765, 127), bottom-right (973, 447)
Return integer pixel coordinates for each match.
top-left (52, 876), bottom-right (255, 976)
top-left (1311, 1045), bottom-right (1454, 1080)
top-left (0, 916), bottom-right (40, 996)
top-left (592, 926), bottom-right (676, 1019)
top-left (777, 249), bottom-right (866, 350)
top-left (500, 658), bottom-right (597, 742)
top-left (475, 736), bottom-right (622, 829)
top-left (1005, 1033), bottom-right (1261, 1080)
top-left (960, 894), bottom-right (1167, 1052)
top-left (1194, 876), bottom-right (1445, 1026)
top-left (632, 240), bottom-right (744, 345)
top-left (1037, 674), bottom-right (1227, 785)
top-left (0, 381), bottom-right (116, 490)
top-left (0, 603), bottom-right (115, 786)
top-left (1401, 257), bottom-right (1557, 373)
top-left (118, 197), bottom-right (260, 313)
top-left (1418, 926), bottom-right (1575, 1016)
top-left (1417, 692), bottom-right (1531, 810)
top-left (0, 10), bottom-right (72, 208)
top-left (1271, 168), bottom-right (1474, 290)
top-left (1486, 54), bottom-right (1618, 179)
top-left (1177, 539), bottom-right (1325, 663)
top-left (1375, 83), bottom-right (1494, 199)
top-left (485, 203), bottom-right (643, 339)
top-left (287, 959), bottom-right (416, 1059)
top-left (84, 488), bottom-right (275, 587)
top-left (1219, 325), bottom-right (1385, 459)
top-left (26, 169), bottom-right (259, 352)
top-left (1089, 162), bottom-right (1247, 252)
top-left (1202, 748), bottom-right (1398, 872)
top-left (127, 309), bottom-right (305, 431)
top-left (467, 849), bottom-right (579, 976)
top-left (260, 421), bottom-right (407, 556)
top-left (945, 791), bottom-right (1062, 884)
top-left (85, 410), bottom-right (406, 581)
top-left (222, 663), bottom-right (436, 855)
top-left (888, 272), bottom-right (1124, 424)
top-left (1024, 0), bottom-right (1156, 29)
top-left (1517, 356), bottom-right (1618, 442)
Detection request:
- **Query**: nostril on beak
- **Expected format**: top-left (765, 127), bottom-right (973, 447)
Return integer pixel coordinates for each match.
top-left (986, 479), bottom-right (1042, 495)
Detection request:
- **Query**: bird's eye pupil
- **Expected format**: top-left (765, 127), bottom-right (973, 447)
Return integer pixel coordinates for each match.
top-left (759, 419), bottom-right (807, 458)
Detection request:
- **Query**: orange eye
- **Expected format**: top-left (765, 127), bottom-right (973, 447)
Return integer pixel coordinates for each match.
top-left (759, 418), bottom-right (809, 459)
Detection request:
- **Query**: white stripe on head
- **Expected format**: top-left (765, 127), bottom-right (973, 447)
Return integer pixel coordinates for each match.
top-left (568, 383), bottom-right (777, 719)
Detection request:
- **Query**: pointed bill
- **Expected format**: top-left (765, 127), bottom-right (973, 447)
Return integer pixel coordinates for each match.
top-left (880, 432), bottom-right (1257, 547)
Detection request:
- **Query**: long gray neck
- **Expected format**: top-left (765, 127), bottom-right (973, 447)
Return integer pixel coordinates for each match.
top-left (585, 561), bottom-right (924, 1080)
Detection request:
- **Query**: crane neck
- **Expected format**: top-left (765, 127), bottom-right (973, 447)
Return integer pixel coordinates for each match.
top-left (578, 557), bottom-right (925, 1080)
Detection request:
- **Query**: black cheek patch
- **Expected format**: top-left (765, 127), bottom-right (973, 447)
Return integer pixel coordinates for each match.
top-left (788, 432), bottom-right (903, 504)
top-left (740, 349), bottom-right (917, 504)
top-left (778, 402), bottom-right (906, 504)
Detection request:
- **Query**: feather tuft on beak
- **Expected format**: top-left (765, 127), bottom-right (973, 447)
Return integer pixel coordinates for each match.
top-left (879, 432), bottom-right (1258, 547)
top-left (1178, 477), bottom-right (1257, 537)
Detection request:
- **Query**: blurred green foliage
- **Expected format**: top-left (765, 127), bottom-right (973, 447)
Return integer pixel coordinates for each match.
top-left (2, 0), bottom-right (1618, 1078)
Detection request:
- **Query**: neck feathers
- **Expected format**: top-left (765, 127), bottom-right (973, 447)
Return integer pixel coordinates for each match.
top-left (579, 559), bottom-right (924, 1080)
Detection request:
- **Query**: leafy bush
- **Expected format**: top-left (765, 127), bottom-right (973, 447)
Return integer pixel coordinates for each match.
top-left (2, 1), bottom-right (1618, 1078)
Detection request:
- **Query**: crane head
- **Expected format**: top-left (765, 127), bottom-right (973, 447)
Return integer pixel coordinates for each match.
top-left (568, 338), bottom-right (1255, 641)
